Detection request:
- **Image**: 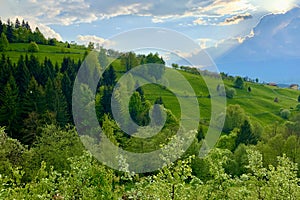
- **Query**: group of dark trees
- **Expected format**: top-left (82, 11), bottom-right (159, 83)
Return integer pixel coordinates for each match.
top-left (0, 48), bottom-right (168, 147)
top-left (0, 18), bottom-right (58, 47)
top-left (0, 54), bottom-right (80, 145)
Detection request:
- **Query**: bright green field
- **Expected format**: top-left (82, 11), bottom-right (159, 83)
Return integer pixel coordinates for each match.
top-left (4, 43), bottom-right (86, 64)
top-left (142, 70), bottom-right (300, 127)
top-left (110, 58), bottom-right (300, 127)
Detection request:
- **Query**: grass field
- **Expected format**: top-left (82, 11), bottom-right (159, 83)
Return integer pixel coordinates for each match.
top-left (4, 43), bottom-right (86, 64)
top-left (141, 69), bottom-right (299, 127)
top-left (110, 58), bottom-right (300, 127)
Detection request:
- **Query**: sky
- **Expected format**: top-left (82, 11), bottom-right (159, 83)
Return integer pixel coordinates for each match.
top-left (1, 0), bottom-right (300, 83)
top-left (0, 0), bottom-right (297, 45)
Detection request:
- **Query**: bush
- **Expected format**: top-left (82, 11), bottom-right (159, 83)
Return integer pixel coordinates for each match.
top-left (234, 76), bottom-right (244, 89)
top-left (280, 109), bottom-right (291, 119)
top-left (28, 42), bottom-right (39, 52)
top-left (226, 87), bottom-right (236, 99)
top-left (296, 104), bottom-right (300, 111)
top-left (218, 85), bottom-right (236, 99)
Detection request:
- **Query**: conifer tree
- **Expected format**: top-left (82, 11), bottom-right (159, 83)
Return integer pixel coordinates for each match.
top-left (0, 75), bottom-right (19, 137)
top-left (15, 55), bottom-right (30, 97)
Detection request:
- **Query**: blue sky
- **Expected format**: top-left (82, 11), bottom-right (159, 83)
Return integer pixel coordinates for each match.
top-left (1, 0), bottom-right (300, 83)
top-left (1, 0), bottom-right (297, 47)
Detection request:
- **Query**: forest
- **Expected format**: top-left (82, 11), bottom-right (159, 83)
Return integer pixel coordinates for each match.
top-left (1, 19), bottom-right (300, 199)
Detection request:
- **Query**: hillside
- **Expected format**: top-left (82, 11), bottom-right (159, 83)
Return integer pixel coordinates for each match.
top-left (3, 43), bottom-right (86, 64)
top-left (111, 60), bottom-right (300, 128)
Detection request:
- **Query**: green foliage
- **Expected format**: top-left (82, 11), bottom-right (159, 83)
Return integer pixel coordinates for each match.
top-left (218, 85), bottom-right (236, 98)
top-left (0, 32), bottom-right (9, 51)
top-left (223, 104), bottom-right (247, 133)
top-left (27, 125), bottom-right (84, 175)
top-left (0, 152), bottom-right (116, 200)
top-left (0, 76), bottom-right (19, 136)
top-left (280, 109), bottom-right (291, 119)
top-left (236, 120), bottom-right (258, 147)
top-left (234, 76), bottom-right (244, 89)
top-left (28, 41), bottom-right (39, 52)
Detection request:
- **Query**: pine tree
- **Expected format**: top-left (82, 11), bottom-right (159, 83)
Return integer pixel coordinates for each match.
top-left (6, 19), bottom-right (14, 42)
top-left (0, 32), bottom-right (9, 51)
top-left (102, 65), bottom-right (117, 86)
top-left (22, 77), bottom-right (45, 115)
top-left (236, 120), bottom-right (258, 147)
top-left (15, 18), bottom-right (20, 28)
top-left (0, 75), bottom-right (19, 137)
top-left (46, 77), bottom-right (69, 126)
top-left (0, 19), bottom-right (3, 35)
top-left (0, 54), bottom-right (12, 89)
top-left (15, 55), bottom-right (30, 97)
top-left (100, 86), bottom-right (113, 116)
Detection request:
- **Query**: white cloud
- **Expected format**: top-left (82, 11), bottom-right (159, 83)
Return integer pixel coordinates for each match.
top-left (76, 35), bottom-right (114, 47)
top-left (36, 23), bottom-right (63, 41)
top-left (7, 16), bottom-right (63, 41)
top-left (219, 13), bottom-right (253, 25)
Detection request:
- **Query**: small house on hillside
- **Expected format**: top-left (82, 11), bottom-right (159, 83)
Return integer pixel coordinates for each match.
top-left (290, 84), bottom-right (299, 90)
top-left (268, 82), bottom-right (277, 87)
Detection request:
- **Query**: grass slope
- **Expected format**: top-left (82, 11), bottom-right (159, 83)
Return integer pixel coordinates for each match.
top-left (142, 70), bottom-right (299, 127)
top-left (4, 43), bottom-right (86, 64)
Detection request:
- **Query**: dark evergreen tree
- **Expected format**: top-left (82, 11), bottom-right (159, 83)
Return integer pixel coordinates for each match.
top-left (0, 75), bottom-right (19, 137)
top-left (15, 18), bottom-right (20, 28)
top-left (45, 77), bottom-right (69, 126)
top-left (15, 55), bottom-right (30, 97)
top-left (21, 19), bottom-right (26, 28)
top-left (27, 54), bottom-right (41, 82)
top-left (197, 125), bottom-right (205, 141)
top-left (236, 120), bottom-right (258, 147)
top-left (6, 19), bottom-right (14, 42)
top-left (101, 65), bottom-right (117, 86)
top-left (0, 54), bottom-right (13, 89)
top-left (234, 76), bottom-right (244, 89)
top-left (31, 27), bottom-right (46, 44)
top-left (25, 21), bottom-right (31, 31)
top-left (61, 73), bottom-right (73, 119)
top-left (248, 86), bottom-right (252, 92)
top-left (0, 19), bottom-right (3, 35)
top-left (22, 77), bottom-right (45, 115)
top-left (100, 86), bottom-right (113, 116)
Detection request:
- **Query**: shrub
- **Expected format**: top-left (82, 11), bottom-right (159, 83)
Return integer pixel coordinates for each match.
top-left (296, 104), bottom-right (300, 111)
top-left (218, 85), bottom-right (236, 99)
top-left (28, 42), bottom-right (39, 52)
top-left (226, 87), bottom-right (236, 99)
top-left (280, 109), bottom-right (291, 119)
top-left (234, 76), bottom-right (244, 89)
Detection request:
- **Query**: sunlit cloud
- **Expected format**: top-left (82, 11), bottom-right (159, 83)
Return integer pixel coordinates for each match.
top-left (76, 35), bottom-right (114, 47)
top-left (219, 13), bottom-right (252, 25)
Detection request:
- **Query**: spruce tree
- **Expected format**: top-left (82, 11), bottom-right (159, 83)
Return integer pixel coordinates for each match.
top-left (0, 32), bottom-right (9, 51)
top-left (15, 55), bottom-right (30, 97)
top-left (236, 120), bottom-right (258, 147)
top-left (0, 75), bottom-right (19, 137)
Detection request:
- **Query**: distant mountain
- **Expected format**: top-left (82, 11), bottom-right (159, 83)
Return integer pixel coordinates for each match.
top-left (215, 7), bottom-right (300, 84)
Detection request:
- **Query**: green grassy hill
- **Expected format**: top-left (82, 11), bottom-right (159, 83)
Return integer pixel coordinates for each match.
top-left (142, 70), bottom-right (299, 127)
top-left (4, 43), bottom-right (86, 64)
